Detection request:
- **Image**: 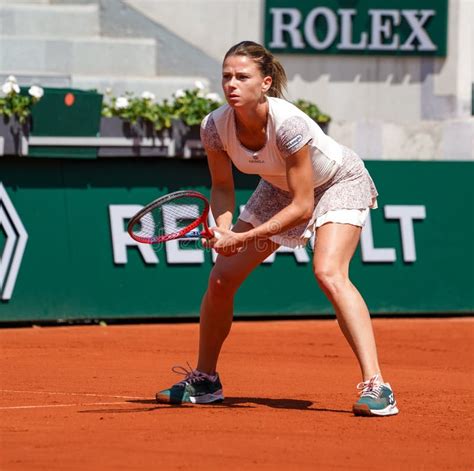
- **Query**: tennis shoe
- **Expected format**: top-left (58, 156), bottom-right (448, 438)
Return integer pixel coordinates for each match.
top-left (353, 374), bottom-right (399, 417)
top-left (156, 364), bottom-right (224, 405)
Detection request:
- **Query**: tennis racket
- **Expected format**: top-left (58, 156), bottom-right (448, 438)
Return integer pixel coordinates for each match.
top-left (127, 190), bottom-right (218, 244)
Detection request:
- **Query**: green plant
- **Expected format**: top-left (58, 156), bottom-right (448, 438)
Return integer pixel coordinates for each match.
top-left (101, 91), bottom-right (174, 131)
top-left (0, 75), bottom-right (43, 124)
top-left (171, 82), bottom-right (223, 126)
top-left (293, 99), bottom-right (331, 124)
top-left (101, 83), bottom-right (223, 131)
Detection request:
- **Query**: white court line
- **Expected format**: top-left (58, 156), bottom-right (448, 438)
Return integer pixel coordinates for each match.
top-left (0, 389), bottom-right (149, 400)
top-left (0, 401), bottom-right (132, 411)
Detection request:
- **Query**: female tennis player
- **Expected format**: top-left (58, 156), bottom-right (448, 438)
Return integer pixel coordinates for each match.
top-left (157, 41), bottom-right (399, 417)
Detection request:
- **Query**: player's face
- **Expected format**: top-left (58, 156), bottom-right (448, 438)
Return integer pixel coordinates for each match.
top-left (222, 55), bottom-right (272, 108)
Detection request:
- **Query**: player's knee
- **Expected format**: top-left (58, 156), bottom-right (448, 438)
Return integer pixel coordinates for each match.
top-left (313, 265), bottom-right (348, 295)
top-left (208, 270), bottom-right (240, 297)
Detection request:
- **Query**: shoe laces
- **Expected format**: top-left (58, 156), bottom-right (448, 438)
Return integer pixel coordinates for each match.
top-left (356, 374), bottom-right (384, 399)
top-left (171, 363), bottom-right (213, 386)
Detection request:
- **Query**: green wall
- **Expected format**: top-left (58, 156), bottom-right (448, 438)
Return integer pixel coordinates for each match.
top-left (0, 157), bottom-right (473, 322)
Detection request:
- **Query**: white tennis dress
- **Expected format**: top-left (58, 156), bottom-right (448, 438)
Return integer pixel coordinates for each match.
top-left (201, 97), bottom-right (378, 247)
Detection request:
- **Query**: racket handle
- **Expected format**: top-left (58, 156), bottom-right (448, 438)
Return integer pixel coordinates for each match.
top-left (183, 229), bottom-right (221, 239)
top-left (183, 229), bottom-right (202, 239)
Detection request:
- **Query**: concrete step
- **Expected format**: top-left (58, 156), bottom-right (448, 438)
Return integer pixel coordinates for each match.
top-left (0, 1), bottom-right (51, 4)
top-left (0, 71), bottom-right (71, 88)
top-left (0, 4), bottom-right (99, 37)
top-left (0, 36), bottom-right (157, 77)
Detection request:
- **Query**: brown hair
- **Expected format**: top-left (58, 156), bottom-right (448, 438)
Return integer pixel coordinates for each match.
top-left (223, 41), bottom-right (287, 98)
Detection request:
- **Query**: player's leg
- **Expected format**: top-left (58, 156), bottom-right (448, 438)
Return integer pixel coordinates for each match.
top-left (197, 219), bottom-right (279, 374)
top-left (156, 219), bottom-right (279, 404)
top-left (313, 222), bottom-right (398, 416)
top-left (313, 222), bottom-right (380, 379)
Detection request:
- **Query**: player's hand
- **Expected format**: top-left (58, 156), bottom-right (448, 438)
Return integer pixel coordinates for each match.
top-left (201, 229), bottom-right (228, 253)
top-left (208, 227), bottom-right (246, 257)
top-left (201, 232), bottom-right (220, 249)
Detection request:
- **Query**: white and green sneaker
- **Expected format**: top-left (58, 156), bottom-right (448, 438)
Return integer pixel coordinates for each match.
top-left (353, 374), bottom-right (399, 417)
top-left (156, 365), bottom-right (224, 405)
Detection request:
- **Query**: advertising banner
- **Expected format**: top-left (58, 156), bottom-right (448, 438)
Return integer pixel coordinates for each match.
top-left (0, 157), bottom-right (472, 322)
top-left (265, 0), bottom-right (448, 56)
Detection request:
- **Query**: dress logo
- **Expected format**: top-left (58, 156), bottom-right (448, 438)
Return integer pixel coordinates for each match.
top-left (249, 151), bottom-right (264, 164)
top-left (288, 134), bottom-right (303, 149)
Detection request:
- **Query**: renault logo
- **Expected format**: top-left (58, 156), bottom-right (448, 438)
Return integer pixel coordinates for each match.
top-left (0, 183), bottom-right (28, 300)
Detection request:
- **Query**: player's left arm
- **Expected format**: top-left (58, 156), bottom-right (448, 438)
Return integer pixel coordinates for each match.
top-left (213, 144), bottom-right (314, 248)
top-left (243, 144), bottom-right (315, 239)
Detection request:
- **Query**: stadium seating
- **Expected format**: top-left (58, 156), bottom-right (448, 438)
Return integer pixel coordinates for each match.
top-left (0, 0), bottom-right (211, 99)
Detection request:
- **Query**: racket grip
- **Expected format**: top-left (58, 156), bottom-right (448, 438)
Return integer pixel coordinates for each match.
top-left (183, 229), bottom-right (221, 240)
top-left (183, 229), bottom-right (201, 239)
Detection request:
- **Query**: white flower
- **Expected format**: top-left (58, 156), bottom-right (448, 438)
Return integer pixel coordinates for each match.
top-left (105, 87), bottom-right (113, 95)
top-left (194, 81), bottom-right (206, 97)
top-left (2, 81), bottom-right (20, 95)
top-left (115, 96), bottom-right (129, 109)
top-left (141, 91), bottom-right (155, 101)
top-left (28, 85), bottom-right (44, 99)
top-left (206, 92), bottom-right (221, 103)
top-left (194, 81), bottom-right (205, 90)
top-left (174, 89), bottom-right (186, 98)
top-left (6, 75), bottom-right (18, 84)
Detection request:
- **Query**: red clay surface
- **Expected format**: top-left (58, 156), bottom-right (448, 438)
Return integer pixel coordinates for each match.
top-left (0, 318), bottom-right (473, 471)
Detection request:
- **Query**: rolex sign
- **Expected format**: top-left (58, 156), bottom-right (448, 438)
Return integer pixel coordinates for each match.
top-left (265, 0), bottom-right (448, 56)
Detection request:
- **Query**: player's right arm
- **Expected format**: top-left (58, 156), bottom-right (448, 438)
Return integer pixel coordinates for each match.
top-left (206, 146), bottom-right (235, 231)
top-left (200, 114), bottom-right (235, 232)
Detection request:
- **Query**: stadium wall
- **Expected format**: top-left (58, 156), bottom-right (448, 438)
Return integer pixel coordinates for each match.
top-left (151, 0), bottom-right (470, 117)
top-left (2, 0), bottom-right (472, 159)
top-left (125, 0), bottom-right (474, 151)
top-left (0, 156), bottom-right (472, 323)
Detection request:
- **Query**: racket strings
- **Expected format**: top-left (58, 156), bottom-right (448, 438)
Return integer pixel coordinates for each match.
top-left (130, 196), bottom-right (207, 242)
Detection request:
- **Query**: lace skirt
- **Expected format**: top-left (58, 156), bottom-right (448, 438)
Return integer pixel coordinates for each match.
top-left (239, 146), bottom-right (378, 248)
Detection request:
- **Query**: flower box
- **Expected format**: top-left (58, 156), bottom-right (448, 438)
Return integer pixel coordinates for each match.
top-left (98, 116), bottom-right (175, 157)
top-left (293, 99), bottom-right (331, 136)
top-left (172, 120), bottom-right (205, 159)
top-left (317, 121), bottom-right (330, 134)
top-left (100, 84), bottom-right (221, 159)
top-left (0, 116), bottom-right (29, 156)
top-left (0, 76), bottom-right (40, 156)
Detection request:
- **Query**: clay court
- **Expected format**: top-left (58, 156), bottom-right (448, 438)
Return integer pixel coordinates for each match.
top-left (1, 317), bottom-right (473, 470)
